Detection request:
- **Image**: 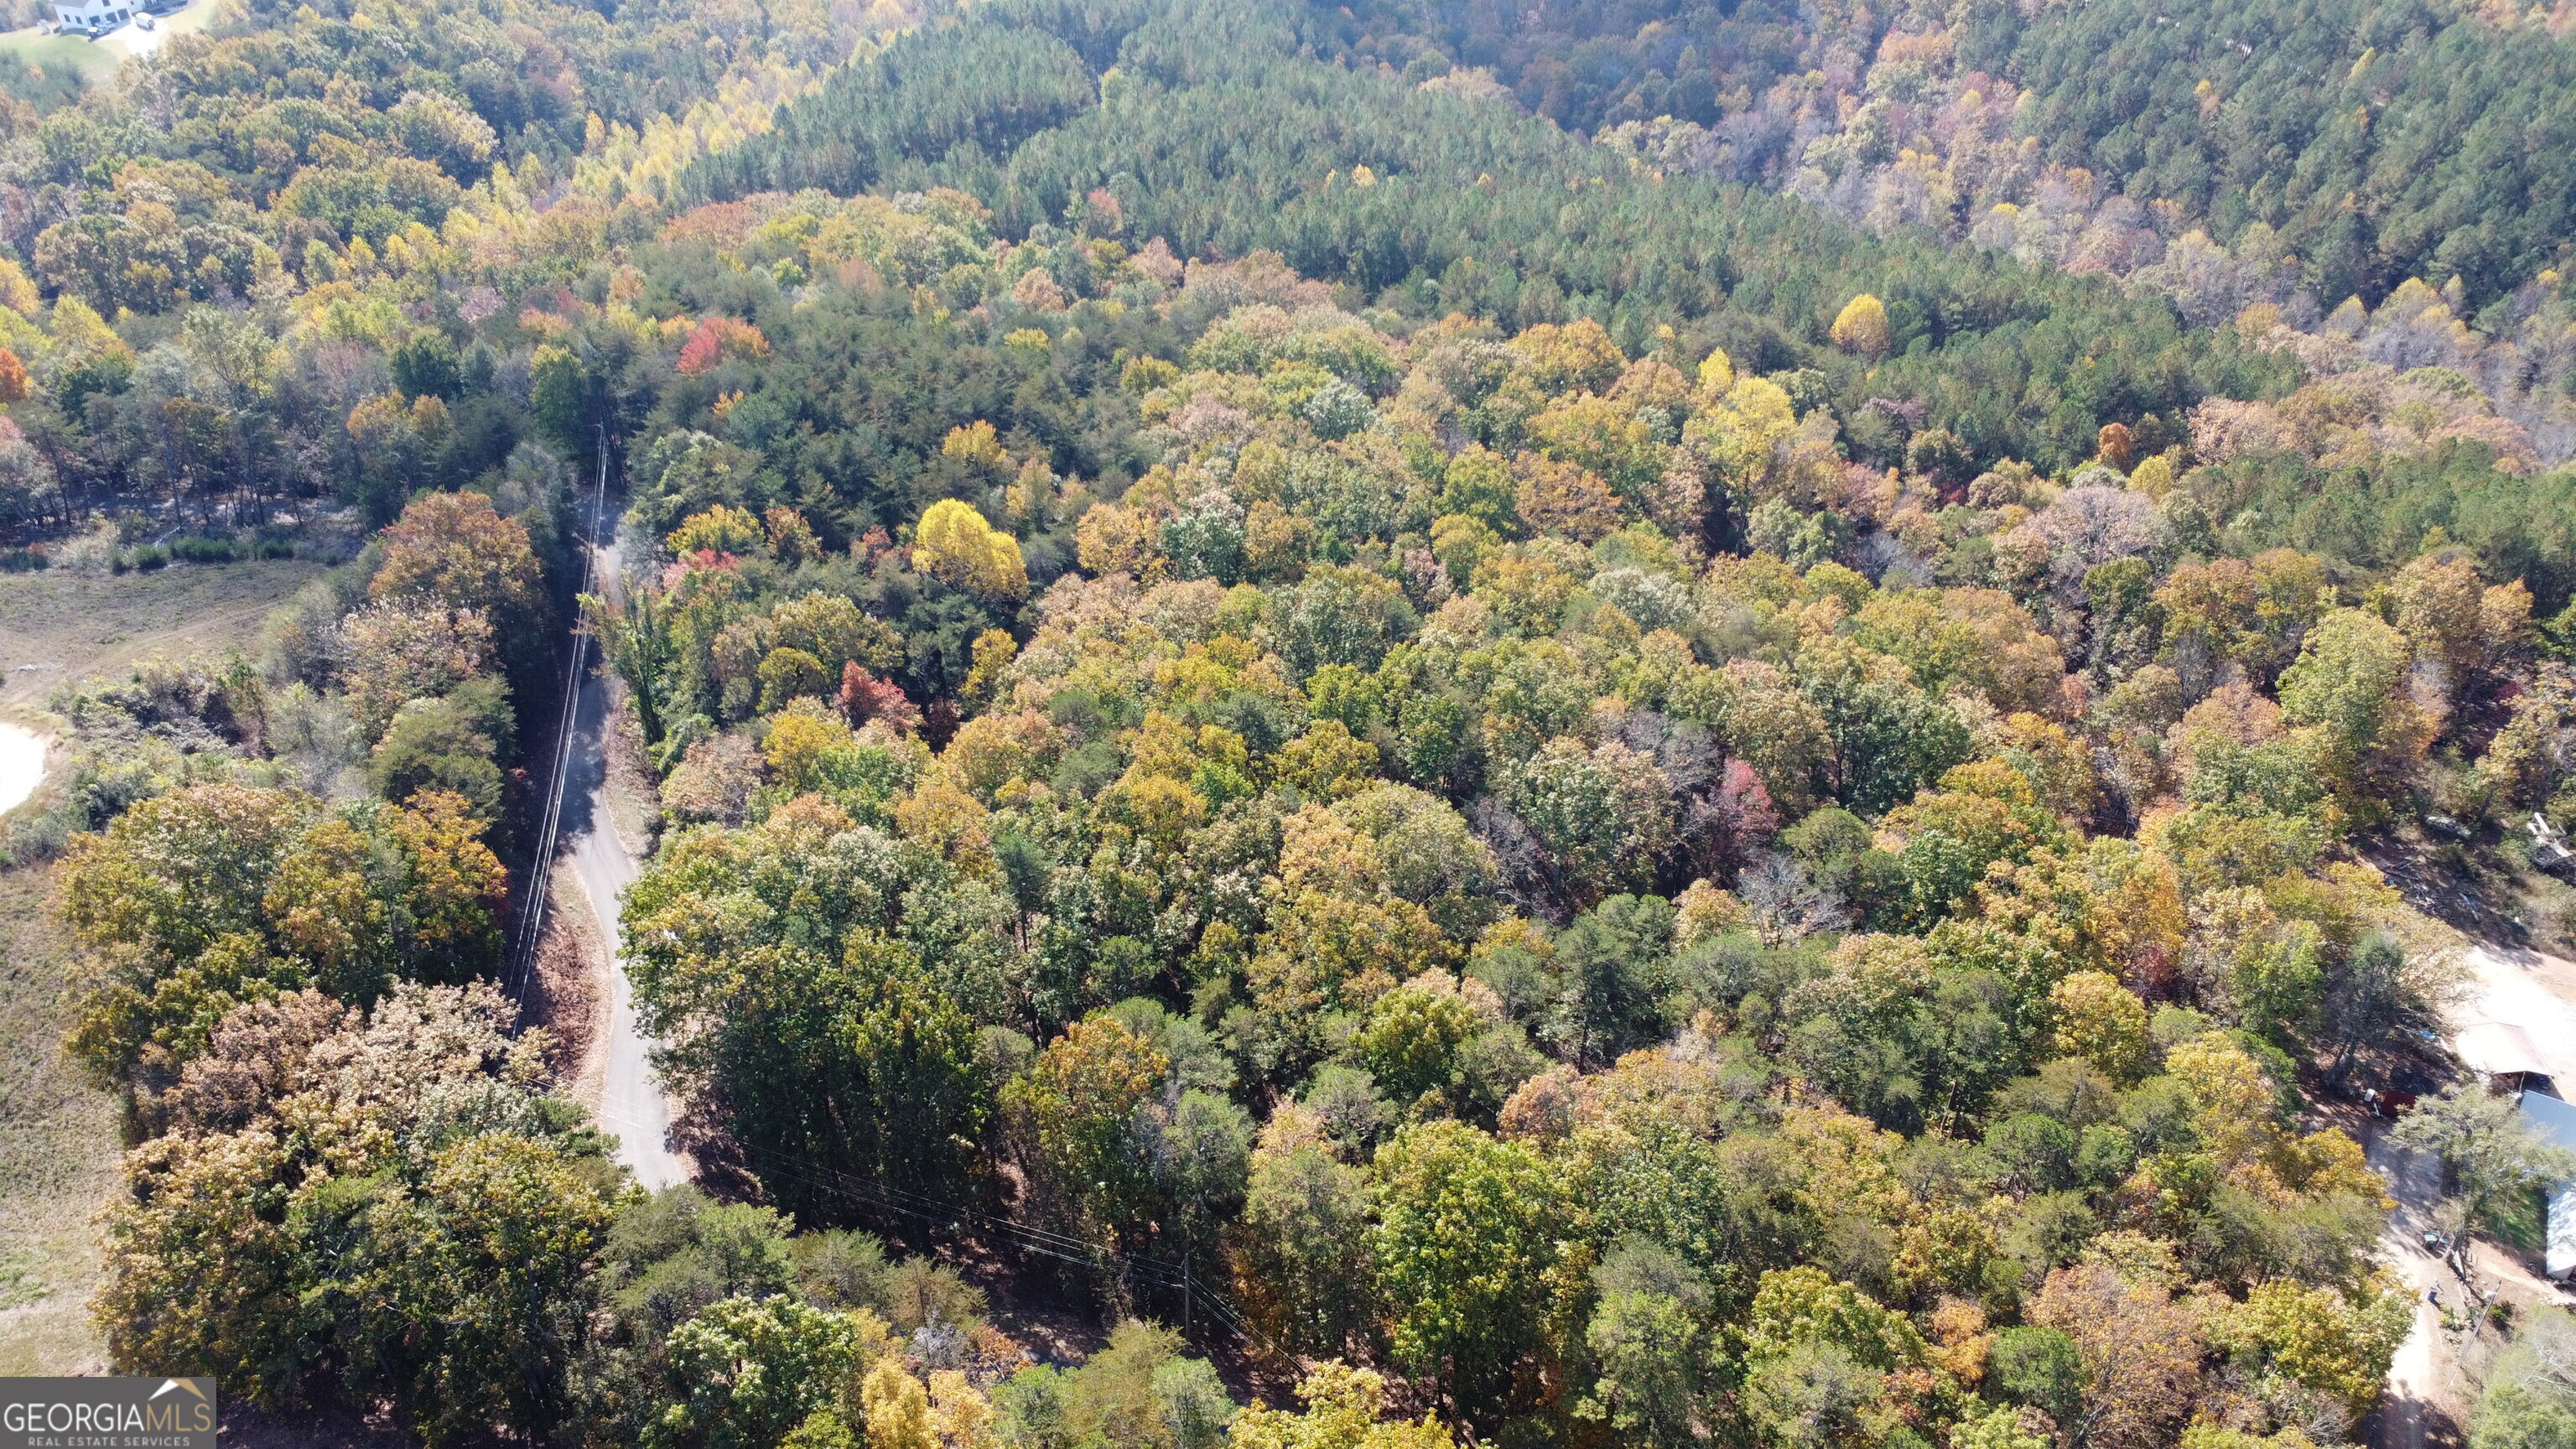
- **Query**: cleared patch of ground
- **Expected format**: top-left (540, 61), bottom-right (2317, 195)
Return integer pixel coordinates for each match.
top-left (0, 555), bottom-right (321, 1373)
top-left (0, 556), bottom-right (325, 714)
top-left (0, 865), bottom-right (115, 1374)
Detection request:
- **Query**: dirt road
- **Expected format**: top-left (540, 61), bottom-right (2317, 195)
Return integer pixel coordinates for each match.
top-left (551, 546), bottom-right (686, 1191)
top-left (2460, 945), bottom-right (2576, 1087)
top-left (2371, 1128), bottom-right (2450, 1449)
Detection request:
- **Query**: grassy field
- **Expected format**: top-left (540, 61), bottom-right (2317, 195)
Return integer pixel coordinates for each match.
top-left (0, 554), bottom-right (323, 715)
top-left (0, 556), bottom-right (320, 1373)
top-left (0, 865), bottom-right (114, 1373)
top-left (0, 29), bottom-right (116, 83)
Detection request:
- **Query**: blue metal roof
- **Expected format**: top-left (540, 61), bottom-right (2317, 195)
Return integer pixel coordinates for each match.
top-left (2519, 1090), bottom-right (2576, 1278)
top-left (2523, 1089), bottom-right (2576, 1153)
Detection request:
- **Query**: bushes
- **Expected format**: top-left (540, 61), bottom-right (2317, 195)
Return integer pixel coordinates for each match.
top-left (101, 537), bottom-right (292, 571)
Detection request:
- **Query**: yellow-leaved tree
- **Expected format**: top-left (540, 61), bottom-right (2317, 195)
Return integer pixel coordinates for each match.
top-left (1228, 1361), bottom-right (1457, 1449)
top-left (912, 499), bottom-right (1030, 600)
top-left (669, 504), bottom-right (766, 557)
top-left (1830, 293), bottom-right (1892, 356)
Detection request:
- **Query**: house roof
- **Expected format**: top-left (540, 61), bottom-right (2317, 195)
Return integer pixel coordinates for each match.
top-left (2524, 1089), bottom-right (2576, 1154)
top-left (2521, 1092), bottom-right (2576, 1278)
top-left (2460, 1021), bottom-right (2551, 1079)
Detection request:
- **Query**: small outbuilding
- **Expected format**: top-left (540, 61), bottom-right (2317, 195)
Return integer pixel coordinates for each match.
top-left (2461, 1021), bottom-right (2556, 1097)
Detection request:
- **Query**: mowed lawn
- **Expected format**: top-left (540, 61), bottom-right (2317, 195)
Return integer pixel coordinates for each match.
top-left (0, 555), bottom-right (321, 1373)
top-left (0, 29), bottom-right (119, 86)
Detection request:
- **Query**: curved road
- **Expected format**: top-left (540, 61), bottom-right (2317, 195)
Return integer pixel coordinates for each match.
top-left (2369, 1128), bottom-right (2447, 1449)
top-left (549, 544), bottom-right (688, 1191)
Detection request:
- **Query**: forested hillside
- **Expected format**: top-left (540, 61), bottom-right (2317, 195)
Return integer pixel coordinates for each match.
top-left (1315, 0), bottom-right (2576, 314)
top-left (8, 0), bottom-right (2576, 1441)
top-left (690, 0), bottom-right (2301, 478)
top-left (1309, 0), bottom-right (2576, 459)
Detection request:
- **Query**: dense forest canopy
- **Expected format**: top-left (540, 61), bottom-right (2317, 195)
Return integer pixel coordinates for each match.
top-left (1309, 0), bottom-right (2576, 316)
top-left (1292, 0), bottom-right (2576, 464)
top-left (5, 0), bottom-right (2576, 1442)
top-left (687, 0), bottom-right (2306, 477)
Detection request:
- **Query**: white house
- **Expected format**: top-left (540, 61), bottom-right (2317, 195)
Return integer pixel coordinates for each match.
top-left (51, 0), bottom-right (136, 34)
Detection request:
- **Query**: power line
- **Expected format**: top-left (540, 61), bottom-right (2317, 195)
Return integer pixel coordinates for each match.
top-left (508, 423), bottom-right (1278, 1362)
top-left (511, 423), bottom-right (613, 996)
top-left (703, 1135), bottom-right (1285, 1359)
